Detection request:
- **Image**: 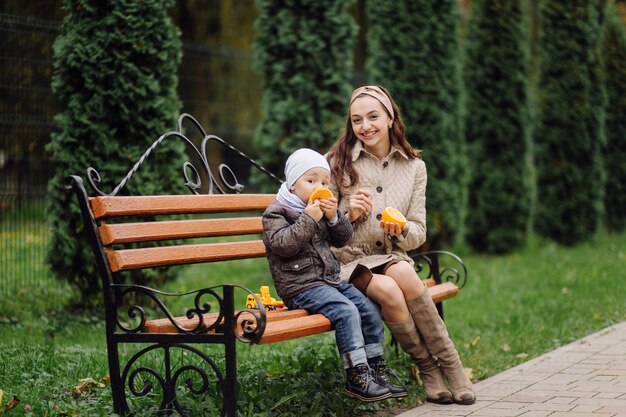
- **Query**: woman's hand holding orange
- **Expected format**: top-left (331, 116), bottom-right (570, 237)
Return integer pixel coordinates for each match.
top-left (380, 220), bottom-right (405, 238)
top-left (347, 189), bottom-right (373, 223)
top-left (379, 206), bottom-right (407, 238)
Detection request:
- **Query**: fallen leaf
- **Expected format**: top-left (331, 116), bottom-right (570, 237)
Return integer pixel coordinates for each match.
top-left (74, 377), bottom-right (105, 394)
top-left (592, 312), bottom-right (602, 320)
top-left (516, 352), bottom-right (528, 359)
top-left (471, 336), bottom-right (480, 347)
top-left (561, 287), bottom-right (569, 294)
top-left (6, 395), bottom-right (20, 410)
top-left (502, 343), bottom-right (511, 352)
top-left (464, 368), bottom-right (474, 380)
top-left (409, 363), bottom-right (421, 384)
top-left (101, 375), bottom-right (111, 384)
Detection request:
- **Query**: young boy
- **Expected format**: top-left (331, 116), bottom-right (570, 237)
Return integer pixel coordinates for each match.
top-left (262, 148), bottom-right (406, 401)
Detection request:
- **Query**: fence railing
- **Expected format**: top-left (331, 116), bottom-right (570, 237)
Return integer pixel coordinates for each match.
top-left (0, 190), bottom-right (50, 296)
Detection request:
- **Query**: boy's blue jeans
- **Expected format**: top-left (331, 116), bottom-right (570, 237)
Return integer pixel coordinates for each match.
top-left (284, 281), bottom-right (385, 369)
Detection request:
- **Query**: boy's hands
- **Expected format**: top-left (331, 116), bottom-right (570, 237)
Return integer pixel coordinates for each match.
top-left (304, 200), bottom-right (324, 222)
top-left (318, 197), bottom-right (338, 222)
top-left (304, 197), bottom-right (337, 223)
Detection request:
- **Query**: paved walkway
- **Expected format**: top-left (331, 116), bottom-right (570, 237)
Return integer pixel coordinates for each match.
top-left (397, 321), bottom-right (626, 417)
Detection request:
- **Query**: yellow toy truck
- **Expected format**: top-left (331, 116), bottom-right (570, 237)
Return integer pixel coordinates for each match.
top-left (245, 286), bottom-right (285, 311)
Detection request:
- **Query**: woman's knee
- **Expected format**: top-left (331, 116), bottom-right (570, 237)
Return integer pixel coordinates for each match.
top-left (367, 274), bottom-right (406, 308)
top-left (386, 261), bottom-right (417, 279)
top-left (386, 261), bottom-right (425, 296)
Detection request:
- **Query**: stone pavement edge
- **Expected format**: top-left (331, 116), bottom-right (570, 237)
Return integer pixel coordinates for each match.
top-left (396, 321), bottom-right (626, 417)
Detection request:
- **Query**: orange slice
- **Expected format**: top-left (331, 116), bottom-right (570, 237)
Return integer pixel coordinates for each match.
top-left (309, 187), bottom-right (334, 202)
top-left (381, 207), bottom-right (407, 228)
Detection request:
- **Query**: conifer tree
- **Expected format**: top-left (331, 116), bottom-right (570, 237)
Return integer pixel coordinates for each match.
top-left (252, 0), bottom-right (357, 191)
top-left (463, 0), bottom-right (531, 253)
top-left (603, 4), bottom-right (626, 231)
top-left (365, 0), bottom-right (467, 249)
top-left (533, 1), bottom-right (606, 245)
top-left (47, 0), bottom-right (183, 305)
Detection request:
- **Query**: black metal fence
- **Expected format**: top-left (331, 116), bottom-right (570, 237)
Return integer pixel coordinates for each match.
top-left (0, 191), bottom-right (49, 296)
top-left (0, 12), bottom-right (263, 296)
top-left (0, 12), bottom-right (57, 296)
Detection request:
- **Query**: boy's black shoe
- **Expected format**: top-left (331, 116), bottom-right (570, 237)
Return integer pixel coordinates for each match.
top-left (344, 363), bottom-right (392, 402)
top-left (370, 359), bottom-right (409, 398)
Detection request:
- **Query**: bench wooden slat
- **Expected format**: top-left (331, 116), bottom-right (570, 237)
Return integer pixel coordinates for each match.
top-left (142, 307), bottom-right (311, 333)
top-left (140, 282), bottom-right (460, 343)
top-left (90, 194), bottom-right (276, 219)
top-left (106, 240), bottom-right (267, 271)
top-left (99, 217), bottom-right (263, 245)
top-left (429, 282), bottom-right (459, 302)
top-left (257, 314), bottom-right (331, 344)
top-left (423, 278), bottom-right (435, 287)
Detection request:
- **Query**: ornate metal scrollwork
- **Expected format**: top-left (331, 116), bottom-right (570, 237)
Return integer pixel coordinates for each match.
top-left (121, 344), bottom-right (225, 416)
top-left (111, 284), bottom-right (269, 342)
top-left (112, 284), bottom-right (224, 334)
top-left (86, 113), bottom-right (282, 196)
top-left (231, 284), bottom-right (267, 344)
top-left (410, 250), bottom-right (468, 288)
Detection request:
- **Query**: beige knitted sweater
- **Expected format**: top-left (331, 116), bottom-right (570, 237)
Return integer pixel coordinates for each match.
top-left (329, 141), bottom-right (427, 281)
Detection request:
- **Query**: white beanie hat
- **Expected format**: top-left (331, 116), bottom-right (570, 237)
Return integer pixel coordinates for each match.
top-left (284, 148), bottom-right (330, 188)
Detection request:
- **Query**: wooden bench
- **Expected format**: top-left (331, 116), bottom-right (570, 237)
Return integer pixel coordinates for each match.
top-left (67, 113), bottom-right (468, 417)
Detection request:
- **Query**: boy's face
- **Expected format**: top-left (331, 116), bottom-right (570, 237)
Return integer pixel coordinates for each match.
top-left (291, 167), bottom-right (331, 204)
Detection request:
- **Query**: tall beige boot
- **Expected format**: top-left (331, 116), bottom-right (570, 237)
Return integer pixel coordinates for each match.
top-left (407, 291), bottom-right (476, 405)
top-left (385, 318), bottom-right (453, 404)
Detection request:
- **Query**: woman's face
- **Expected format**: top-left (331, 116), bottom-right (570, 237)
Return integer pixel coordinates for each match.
top-left (350, 95), bottom-right (392, 155)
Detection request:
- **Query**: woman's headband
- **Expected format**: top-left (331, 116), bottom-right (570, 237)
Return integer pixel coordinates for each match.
top-left (350, 85), bottom-right (394, 120)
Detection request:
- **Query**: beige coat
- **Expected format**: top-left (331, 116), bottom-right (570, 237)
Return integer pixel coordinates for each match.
top-left (329, 141), bottom-right (427, 281)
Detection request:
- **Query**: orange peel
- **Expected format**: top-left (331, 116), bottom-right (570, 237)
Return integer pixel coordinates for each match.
top-left (381, 207), bottom-right (407, 228)
top-left (309, 187), bottom-right (334, 202)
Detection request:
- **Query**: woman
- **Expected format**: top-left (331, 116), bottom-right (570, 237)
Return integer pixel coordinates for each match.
top-left (326, 85), bottom-right (475, 405)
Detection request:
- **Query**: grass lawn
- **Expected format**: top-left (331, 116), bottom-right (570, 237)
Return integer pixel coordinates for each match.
top-left (0, 231), bottom-right (624, 416)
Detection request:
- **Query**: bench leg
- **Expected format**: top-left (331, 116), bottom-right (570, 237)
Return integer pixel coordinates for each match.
top-left (108, 342), bottom-right (127, 415)
top-left (436, 301), bottom-right (444, 320)
top-left (223, 285), bottom-right (238, 417)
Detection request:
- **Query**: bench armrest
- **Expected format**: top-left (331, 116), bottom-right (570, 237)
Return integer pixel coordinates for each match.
top-left (110, 283), bottom-right (268, 343)
top-left (409, 250), bottom-right (468, 289)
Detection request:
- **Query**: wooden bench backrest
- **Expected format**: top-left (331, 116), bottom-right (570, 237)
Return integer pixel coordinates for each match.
top-left (90, 194), bottom-right (276, 272)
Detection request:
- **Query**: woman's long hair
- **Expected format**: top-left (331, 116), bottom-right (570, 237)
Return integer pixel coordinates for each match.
top-left (327, 85), bottom-right (420, 188)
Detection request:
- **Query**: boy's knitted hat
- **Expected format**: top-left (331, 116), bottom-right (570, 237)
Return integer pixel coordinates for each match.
top-left (284, 148), bottom-right (330, 188)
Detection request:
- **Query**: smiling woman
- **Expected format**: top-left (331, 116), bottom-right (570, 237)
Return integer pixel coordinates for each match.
top-left (327, 85), bottom-right (476, 405)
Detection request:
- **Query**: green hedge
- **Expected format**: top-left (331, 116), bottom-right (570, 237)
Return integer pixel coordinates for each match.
top-left (47, 0), bottom-right (184, 306)
top-left (463, 0), bottom-right (531, 253)
top-left (533, 1), bottom-right (606, 245)
top-left (603, 5), bottom-right (626, 232)
top-left (365, 0), bottom-right (468, 249)
top-left (252, 0), bottom-right (357, 191)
